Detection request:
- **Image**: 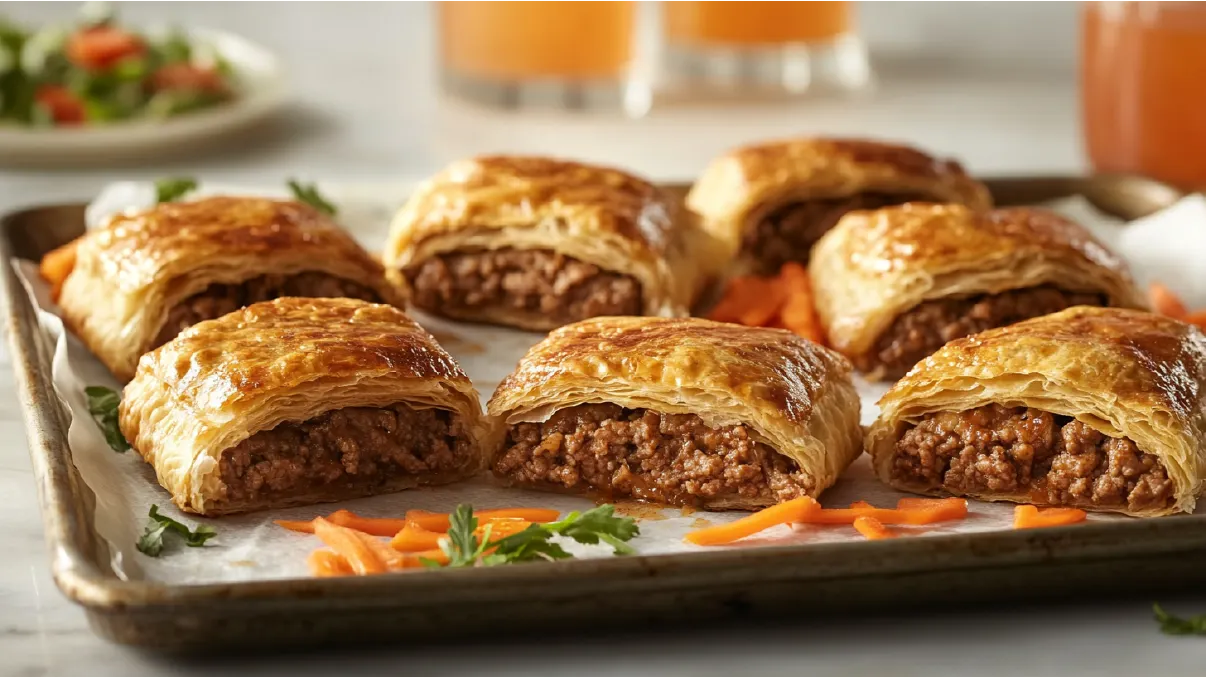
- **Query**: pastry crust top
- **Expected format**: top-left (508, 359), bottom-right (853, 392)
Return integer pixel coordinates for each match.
top-left (687, 137), bottom-right (993, 254)
top-left (810, 203), bottom-right (1147, 357)
top-left (118, 297), bottom-right (490, 514)
top-left (57, 196), bottom-right (403, 380)
top-left (867, 307), bottom-right (1206, 516)
top-left (488, 316), bottom-right (864, 504)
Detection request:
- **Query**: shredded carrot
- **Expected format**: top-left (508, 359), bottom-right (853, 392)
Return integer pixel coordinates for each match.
top-left (1185, 310), bottom-right (1206, 330)
top-left (312, 517), bottom-right (387, 575)
top-left (403, 508), bottom-right (560, 532)
top-left (400, 548), bottom-right (451, 568)
top-left (1149, 282), bottom-right (1189, 319)
top-left (389, 522), bottom-right (445, 552)
top-left (795, 498), bottom-right (968, 526)
top-left (39, 239), bottom-right (78, 301)
top-left (326, 509), bottom-right (410, 537)
top-left (307, 549), bottom-right (353, 577)
top-left (684, 496), bottom-right (821, 546)
top-left (1013, 505), bottom-right (1087, 529)
top-left (274, 518), bottom-right (317, 534)
top-left (853, 516), bottom-right (896, 540)
top-left (708, 275), bottom-right (786, 326)
top-left (479, 517), bottom-right (533, 540)
top-left (708, 263), bottom-right (826, 345)
top-left (350, 529), bottom-right (408, 570)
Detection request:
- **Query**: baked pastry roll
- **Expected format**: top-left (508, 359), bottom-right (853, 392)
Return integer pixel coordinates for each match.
top-left (811, 203), bottom-right (1147, 380)
top-left (487, 317), bottom-right (862, 509)
top-left (867, 307), bottom-right (1206, 517)
top-left (118, 297), bottom-right (492, 516)
top-left (688, 137), bottom-right (992, 273)
top-left (58, 196), bottom-right (404, 381)
top-left (384, 155), bottom-right (719, 331)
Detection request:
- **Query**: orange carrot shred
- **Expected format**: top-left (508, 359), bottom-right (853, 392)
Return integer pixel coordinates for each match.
top-left (389, 522), bottom-right (445, 552)
top-left (853, 516), bottom-right (896, 540)
top-left (800, 498), bottom-right (968, 526)
top-left (480, 518), bottom-right (533, 540)
top-left (274, 518), bottom-right (317, 534)
top-left (401, 548), bottom-right (451, 568)
top-left (307, 549), bottom-right (353, 577)
top-left (312, 517), bottom-right (387, 575)
top-left (39, 239), bottom-right (79, 301)
top-left (403, 508), bottom-right (560, 532)
top-left (685, 497), bottom-right (821, 546)
top-left (1013, 505), bottom-right (1087, 529)
top-left (850, 501), bottom-right (875, 510)
top-left (1149, 282), bottom-right (1189, 319)
top-left (350, 529), bottom-right (408, 570)
top-left (326, 510), bottom-right (410, 537)
top-left (708, 276), bottom-right (781, 324)
top-left (1184, 309), bottom-right (1206, 329)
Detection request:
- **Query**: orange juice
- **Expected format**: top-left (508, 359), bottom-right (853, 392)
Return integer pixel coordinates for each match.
top-left (664, 1), bottom-right (852, 46)
top-left (1082, 2), bottom-right (1206, 188)
top-left (439, 1), bottom-right (635, 81)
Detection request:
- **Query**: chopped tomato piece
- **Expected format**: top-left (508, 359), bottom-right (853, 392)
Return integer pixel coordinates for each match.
top-left (150, 63), bottom-right (227, 93)
top-left (66, 26), bottom-right (146, 70)
top-left (34, 86), bottom-right (86, 125)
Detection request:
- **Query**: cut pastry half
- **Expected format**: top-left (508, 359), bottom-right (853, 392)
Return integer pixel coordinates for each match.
top-left (487, 316), bottom-right (862, 509)
top-left (866, 307), bottom-right (1206, 516)
top-left (57, 196), bottom-right (404, 381)
top-left (119, 297), bottom-right (494, 516)
top-left (688, 137), bottom-right (992, 274)
top-left (810, 203), bottom-right (1147, 380)
top-left (384, 155), bottom-right (723, 331)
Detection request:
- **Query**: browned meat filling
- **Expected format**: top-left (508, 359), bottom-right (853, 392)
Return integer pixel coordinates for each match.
top-left (892, 404), bottom-right (1174, 512)
top-left (859, 286), bottom-right (1105, 379)
top-left (493, 403), bottom-right (813, 506)
top-left (743, 192), bottom-right (927, 273)
top-left (217, 403), bottom-right (471, 507)
top-left (152, 272), bottom-right (381, 348)
top-left (405, 248), bottom-right (643, 326)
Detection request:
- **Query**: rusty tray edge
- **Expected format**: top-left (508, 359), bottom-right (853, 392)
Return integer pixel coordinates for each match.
top-left (6, 174), bottom-right (1205, 649)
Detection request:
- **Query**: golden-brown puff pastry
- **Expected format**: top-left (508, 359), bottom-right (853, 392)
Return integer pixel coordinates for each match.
top-left (58, 196), bottom-right (404, 381)
top-left (810, 204), bottom-right (1147, 380)
top-left (867, 307), bottom-right (1206, 517)
top-left (487, 317), bottom-right (862, 509)
top-left (118, 297), bottom-right (493, 516)
top-left (688, 137), bottom-right (992, 273)
top-left (384, 155), bottom-right (723, 331)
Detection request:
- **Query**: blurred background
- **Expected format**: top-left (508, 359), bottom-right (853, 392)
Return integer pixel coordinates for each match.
top-left (0, 1), bottom-right (1201, 196)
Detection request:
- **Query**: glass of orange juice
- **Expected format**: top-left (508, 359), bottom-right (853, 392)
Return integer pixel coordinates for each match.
top-left (438, 1), bottom-right (646, 114)
top-left (1082, 2), bottom-right (1206, 189)
top-left (660, 1), bottom-right (871, 97)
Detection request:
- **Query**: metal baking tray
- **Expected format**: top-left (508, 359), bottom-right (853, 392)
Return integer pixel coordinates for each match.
top-left (5, 174), bottom-right (1204, 651)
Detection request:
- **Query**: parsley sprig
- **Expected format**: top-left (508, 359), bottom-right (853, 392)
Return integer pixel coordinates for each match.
top-left (1154, 603), bottom-right (1206, 635)
top-left (429, 503), bottom-right (639, 568)
top-left (84, 385), bottom-right (128, 452)
top-left (287, 179), bottom-right (337, 215)
top-left (154, 176), bottom-right (197, 203)
top-left (136, 504), bottom-right (217, 557)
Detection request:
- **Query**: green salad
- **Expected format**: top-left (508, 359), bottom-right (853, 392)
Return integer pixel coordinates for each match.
top-left (0, 3), bottom-right (237, 127)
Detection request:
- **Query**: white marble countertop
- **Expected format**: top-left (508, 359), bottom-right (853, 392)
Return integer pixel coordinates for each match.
top-left (1, 3), bottom-right (1205, 675)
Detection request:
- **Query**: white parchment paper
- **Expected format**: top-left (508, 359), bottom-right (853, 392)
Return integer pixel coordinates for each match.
top-left (14, 184), bottom-right (1206, 584)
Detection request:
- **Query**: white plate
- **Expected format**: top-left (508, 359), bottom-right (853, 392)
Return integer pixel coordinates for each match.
top-left (0, 28), bottom-right (288, 167)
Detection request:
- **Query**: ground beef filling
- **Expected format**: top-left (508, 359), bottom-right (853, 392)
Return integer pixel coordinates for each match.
top-left (743, 192), bottom-right (926, 273)
top-left (893, 404), bottom-right (1174, 512)
top-left (860, 286), bottom-right (1105, 379)
top-left (152, 272), bottom-right (381, 348)
top-left (493, 403), bottom-right (813, 506)
top-left (405, 248), bottom-right (643, 325)
top-left (218, 404), bottom-right (471, 506)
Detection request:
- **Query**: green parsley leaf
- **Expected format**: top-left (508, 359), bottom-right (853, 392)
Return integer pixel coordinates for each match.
top-left (136, 504), bottom-right (216, 557)
top-left (154, 177), bottom-right (197, 203)
top-left (287, 179), bottom-right (337, 216)
top-left (84, 385), bottom-right (128, 452)
top-left (439, 503), bottom-right (639, 568)
top-left (1154, 603), bottom-right (1206, 635)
